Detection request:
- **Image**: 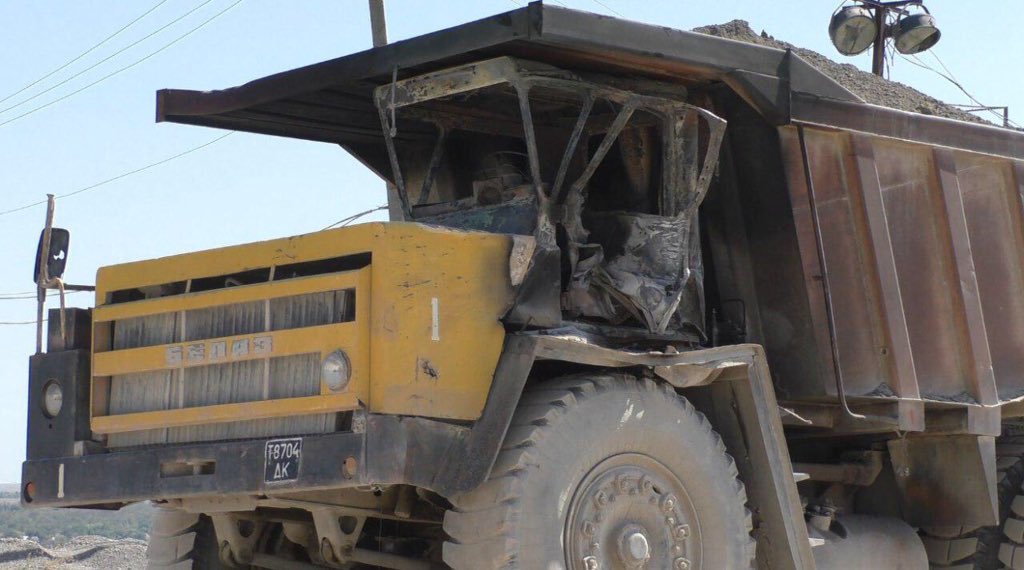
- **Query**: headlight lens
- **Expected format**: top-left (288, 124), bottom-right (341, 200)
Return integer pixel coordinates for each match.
top-left (43, 381), bottom-right (63, 418)
top-left (322, 350), bottom-right (352, 392)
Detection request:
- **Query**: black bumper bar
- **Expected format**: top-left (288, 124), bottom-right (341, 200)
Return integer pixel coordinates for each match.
top-left (22, 431), bottom-right (365, 508)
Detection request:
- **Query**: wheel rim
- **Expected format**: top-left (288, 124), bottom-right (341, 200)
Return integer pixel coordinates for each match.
top-left (565, 453), bottom-right (701, 570)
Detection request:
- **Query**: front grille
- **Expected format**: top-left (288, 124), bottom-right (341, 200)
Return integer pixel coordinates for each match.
top-left (105, 288), bottom-right (354, 448)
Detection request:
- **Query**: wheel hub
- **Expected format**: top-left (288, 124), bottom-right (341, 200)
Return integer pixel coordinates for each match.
top-left (619, 527), bottom-right (651, 565)
top-left (566, 454), bottom-right (700, 570)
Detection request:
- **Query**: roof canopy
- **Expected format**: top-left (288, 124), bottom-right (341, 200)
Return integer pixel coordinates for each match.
top-left (157, 2), bottom-right (1024, 162)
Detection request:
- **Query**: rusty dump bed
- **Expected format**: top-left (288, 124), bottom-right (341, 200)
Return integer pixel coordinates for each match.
top-left (157, 2), bottom-right (1024, 430)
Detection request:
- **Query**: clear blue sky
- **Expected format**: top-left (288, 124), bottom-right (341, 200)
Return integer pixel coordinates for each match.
top-left (0, 0), bottom-right (1019, 483)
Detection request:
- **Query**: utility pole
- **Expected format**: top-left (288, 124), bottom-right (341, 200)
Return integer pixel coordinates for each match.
top-left (369, 0), bottom-right (388, 47)
top-left (871, 4), bottom-right (887, 76)
top-left (368, 1), bottom-right (403, 220)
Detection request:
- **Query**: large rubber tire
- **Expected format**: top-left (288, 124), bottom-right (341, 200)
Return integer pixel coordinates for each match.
top-left (920, 437), bottom-right (1024, 569)
top-left (147, 509), bottom-right (229, 569)
top-left (442, 374), bottom-right (755, 569)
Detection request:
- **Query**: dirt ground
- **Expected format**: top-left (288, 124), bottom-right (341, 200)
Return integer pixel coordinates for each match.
top-left (0, 537), bottom-right (146, 570)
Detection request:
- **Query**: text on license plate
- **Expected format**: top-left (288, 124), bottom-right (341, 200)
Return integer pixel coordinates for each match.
top-left (264, 438), bottom-right (302, 483)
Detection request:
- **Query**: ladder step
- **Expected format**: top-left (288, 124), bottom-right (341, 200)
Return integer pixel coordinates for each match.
top-left (793, 472), bottom-right (811, 483)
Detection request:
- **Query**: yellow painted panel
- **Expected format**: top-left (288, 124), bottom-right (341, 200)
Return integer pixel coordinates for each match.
top-left (93, 270), bottom-right (364, 323)
top-left (95, 224), bottom-right (380, 303)
top-left (92, 222), bottom-right (514, 424)
top-left (91, 392), bottom-right (361, 434)
top-left (368, 224), bottom-right (513, 420)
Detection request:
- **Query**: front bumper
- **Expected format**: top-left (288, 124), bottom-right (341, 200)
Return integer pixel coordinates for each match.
top-left (22, 334), bottom-right (538, 509)
top-left (22, 431), bottom-right (364, 508)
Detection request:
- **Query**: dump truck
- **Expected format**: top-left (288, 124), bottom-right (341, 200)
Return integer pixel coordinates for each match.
top-left (21, 4), bottom-right (1024, 569)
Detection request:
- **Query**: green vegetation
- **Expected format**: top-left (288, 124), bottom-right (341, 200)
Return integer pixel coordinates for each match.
top-left (0, 500), bottom-right (153, 546)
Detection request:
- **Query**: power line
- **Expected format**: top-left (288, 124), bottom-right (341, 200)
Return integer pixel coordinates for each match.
top-left (927, 51), bottom-right (1018, 128)
top-left (0, 319), bottom-right (44, 326)
top-left (0, 291), bottom-right (87, 301)
top-left (0, 132), bottom-right (235, 217)
top-left (0, 0), bottom-right (216, 116)
top-left (0, 295), bottom-right (39, 301)
top-left (897, 51), bottom-right (1019, 128)
top-left (589, 0), bottom-right (624, 18)
top-left (0, 0), bottom-right (244, 128)
top-left (0, 0), bottom-right (170, 106)
top-left (322, 205), bottom-right (388, 231)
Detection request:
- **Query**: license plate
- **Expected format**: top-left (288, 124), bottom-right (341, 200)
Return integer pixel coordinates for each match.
top-left (264, 438), bottom-right (302, 484)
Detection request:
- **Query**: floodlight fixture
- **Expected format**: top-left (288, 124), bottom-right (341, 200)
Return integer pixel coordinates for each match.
top-left (828, 1), bottom-right (941, 76)
top-left (829, 5), bottom-right (879, 56)
top-left (893, 11), bottom-right (941, 54)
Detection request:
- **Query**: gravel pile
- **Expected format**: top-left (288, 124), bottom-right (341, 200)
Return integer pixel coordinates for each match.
top-left (0, 536), bottom-right (146, 569)
top-left (692, 20), bottom-right (984, 124)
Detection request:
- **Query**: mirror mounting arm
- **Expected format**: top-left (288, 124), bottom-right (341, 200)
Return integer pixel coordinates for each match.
top-left (34, 195), bottom-right (57, 354)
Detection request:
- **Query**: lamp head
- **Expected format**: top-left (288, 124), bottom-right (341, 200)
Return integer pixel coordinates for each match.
top-left (829, 5), bottom-right (879, 56)
top-left (894, 12), bottom-right (941, 54)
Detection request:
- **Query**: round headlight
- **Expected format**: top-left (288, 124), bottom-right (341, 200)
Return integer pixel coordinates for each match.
top-left (322, 350), bottom-right (352, 392)
top-left (43, 380), bottom-right (63, 418)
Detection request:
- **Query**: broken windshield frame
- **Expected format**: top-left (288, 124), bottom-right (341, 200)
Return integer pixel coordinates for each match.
top-left (373, 57), bottom-right (726, 247)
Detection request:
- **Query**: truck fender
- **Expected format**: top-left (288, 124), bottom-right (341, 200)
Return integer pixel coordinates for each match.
top-left (420, 334), bottom-right (818, 569)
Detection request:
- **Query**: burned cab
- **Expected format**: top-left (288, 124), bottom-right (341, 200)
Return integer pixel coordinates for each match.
top-left (375, 56), bottom-right (724, 342)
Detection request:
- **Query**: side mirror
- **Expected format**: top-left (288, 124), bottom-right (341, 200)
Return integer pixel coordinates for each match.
top-left (34, 228), bottom-right (70, 284)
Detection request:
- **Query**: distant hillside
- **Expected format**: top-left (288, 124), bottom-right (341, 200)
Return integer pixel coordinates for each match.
top-left (0, 497), bottom-right (154, 546)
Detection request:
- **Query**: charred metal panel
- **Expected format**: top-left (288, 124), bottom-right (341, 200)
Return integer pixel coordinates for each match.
top-left (504, 245), bottom-right (562, 328)
top-left (873, 139), bottom-right (972, 402)
top-left (581, 212), bottom-right (703, 334)
top-left (954, 154), bottom-right (1024, 401)
top-left (721, 96), bottom-right (827, 400)
top-left (777, 122), bottom-right (1024, 409)
top-left (793, 94), bottom-right (1024, 162)
top-left (888, 435), bottom-right (998, 527)
top-left (784, 128), bottom-right (894, 400)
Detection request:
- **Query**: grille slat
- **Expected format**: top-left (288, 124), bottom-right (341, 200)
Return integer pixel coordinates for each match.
top-left (270, 290), bottom-right (352, 331)
top-left (185, 301), bottom-right (265, 341)
top-left (183, 359), bottom-right (266, 407)
top-left (270, 353), bottom-right (321, 399)
top-left (112, 313), bottom-right (176, 350)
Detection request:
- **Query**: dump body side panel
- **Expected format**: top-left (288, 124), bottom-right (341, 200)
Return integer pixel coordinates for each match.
top-left (773, 123), bottom-right (1024, 407)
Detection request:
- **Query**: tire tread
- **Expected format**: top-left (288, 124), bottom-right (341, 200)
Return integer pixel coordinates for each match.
top-left (443, 373), bottom-right (756, 569)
